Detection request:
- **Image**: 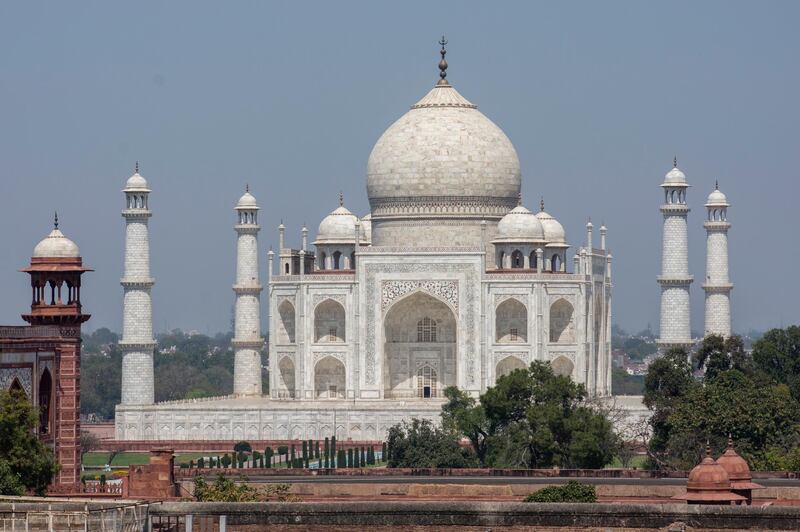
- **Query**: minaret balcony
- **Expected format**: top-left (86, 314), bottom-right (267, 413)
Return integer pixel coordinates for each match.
top-left (121, 209), bottom-right (152, 218)
top-left (702, 283), bottom-right (733, 293)
top-left (659, 204), bottom-right (690, 214)
top-left (657, 275), bottom-right (694, 285)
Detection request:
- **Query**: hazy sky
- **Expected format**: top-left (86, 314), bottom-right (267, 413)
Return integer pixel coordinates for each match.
top-left (1, 1), bottom-right (798, 336)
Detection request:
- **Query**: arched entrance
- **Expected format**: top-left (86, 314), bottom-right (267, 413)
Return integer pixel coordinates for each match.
top-left (416, 365), bottom-right (437, 398)
top-left (383, 291), bottom-right (457, 399)
top-left (551, 355), bottom-right (575, 378)
top-left (314, 356), bottom-right (346, 399)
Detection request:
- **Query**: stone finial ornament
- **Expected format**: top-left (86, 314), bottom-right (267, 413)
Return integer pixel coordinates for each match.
top-left (437, 35), bottom-right (449, 85)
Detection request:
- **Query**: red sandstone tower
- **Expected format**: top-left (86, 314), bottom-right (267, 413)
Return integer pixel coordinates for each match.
top-left (0, 215), bottom-right (91, 491)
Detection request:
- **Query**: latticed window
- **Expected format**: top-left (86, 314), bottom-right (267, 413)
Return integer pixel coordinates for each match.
top-left (509, 328), bottom-right (518, 342)
top-left (417, 365), bottom-right (437, 399)
top-left (417, 317), bottom-right (437, 342)
top-left (328, 327), bottom-right (337, 341)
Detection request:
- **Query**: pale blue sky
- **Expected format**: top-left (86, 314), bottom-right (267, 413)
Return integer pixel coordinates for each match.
top-left (1, 1), bottom-right (797, 335)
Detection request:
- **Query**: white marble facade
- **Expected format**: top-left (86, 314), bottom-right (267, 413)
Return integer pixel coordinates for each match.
top-left (115, 57), bottom-right (613, 441)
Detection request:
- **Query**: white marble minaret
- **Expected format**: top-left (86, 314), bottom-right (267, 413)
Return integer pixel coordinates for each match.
top-left (703, 183), bottom-right (732, 337)
top-left (120, 163), bottom-right (156, 404)
top-left (232, 186), bottom-right (264, 396)
top-left (657, 158), bottom-right (694, 348)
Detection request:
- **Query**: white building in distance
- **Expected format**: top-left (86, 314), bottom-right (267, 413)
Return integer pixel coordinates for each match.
top-left (115, 45), bottom-right (613, 441)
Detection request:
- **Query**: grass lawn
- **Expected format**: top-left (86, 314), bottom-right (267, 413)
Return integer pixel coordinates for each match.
top-left (606, 455), bottom-right (647, 468)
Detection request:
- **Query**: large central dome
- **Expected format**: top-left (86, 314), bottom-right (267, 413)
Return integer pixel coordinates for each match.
top-left (367, 81), bottom-right (521, 222)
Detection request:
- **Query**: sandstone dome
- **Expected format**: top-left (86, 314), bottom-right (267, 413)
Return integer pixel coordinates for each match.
top-left (494, 205), bottom-right (545, 243)
top-left (33, 227), bottom-right (80, 258)
top-left (366, 82), bottom-right (521, 216)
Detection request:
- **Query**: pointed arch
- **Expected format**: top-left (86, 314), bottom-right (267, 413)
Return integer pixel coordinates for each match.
top-left (496, 297), bottom-right (527, 343)
top-left (496, 355), bottom-right (526, 379)
top-left (511, 249), bottom-right (524, 269)
top-left (314, 356), bottom-right (346, 399)
top-left (38, 368), bottom-right (52, 434)
top-left (551, 355), bottom-right (574, 378)
top-left (416, 364), bottom-right (438, 399)
top-left (529, 251), bottom-right (537, 270)
top-left (314, 299), bottom-right (346, 343)
top-left (549, 298), bottom-right (575, 343)
top-left (277, 356), bottom-right (295, 398)
top-left (277, 299), bottom-right (296, 344)
top-left (8, 378), bottom-right (24, 395)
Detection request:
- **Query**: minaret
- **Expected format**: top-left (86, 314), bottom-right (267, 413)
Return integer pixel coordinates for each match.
top-left (232, 185), bottom-right (264, 396)
top-left (120, 163), bottom-right (156, 404)
top-left (703, 183), bottom-right (732, 337)
top-left (657, 158), bottom-right (694, 349)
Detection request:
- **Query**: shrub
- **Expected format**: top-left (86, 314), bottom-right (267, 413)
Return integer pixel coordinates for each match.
top-left (524, 481), bottom-right (597, 503)
top-left (315, 441), bottom-right (320, 459)
top-left (302, 440), bottom-right (308, 460)
top-left (221, 454), bottom-right (231, 468)
top-left (234, 441), bottom-right (252, 453)
top-left (198, 457), bottom-right (205, 469)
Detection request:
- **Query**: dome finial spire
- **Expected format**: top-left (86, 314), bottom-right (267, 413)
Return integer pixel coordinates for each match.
top-left (673, 155), bottom-right (678, 168)
top-left (54, 211), bottom-right (59, 230)
top-left (135, 160), bottom-right (139, 174)
top-left (715, 179), bottom-right (719, 190)
top-left (517, 191), bottom-right (522, 206)
top-left (246, 183), bottom-right (249, 193)
top-left (339, 190), bottom-right (344, 207)
top-left (540, 196), bottom-right (545, 212)
top-left (437, 35), bottom-right (449, 85)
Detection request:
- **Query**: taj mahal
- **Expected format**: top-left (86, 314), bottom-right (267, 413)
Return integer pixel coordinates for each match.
top-left (112, 43), bottom-right (718, 442)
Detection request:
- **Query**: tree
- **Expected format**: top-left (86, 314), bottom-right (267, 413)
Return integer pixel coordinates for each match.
top-left (441, 387), bottom-right (491, 466)
top-left (0, 390), bottom-right (59, 495)
top-left (386, 419), bottom-right (474, 468)
top-left (463, 362), bottom-right (617, 469)
top-left (695, 335), bottom-right (752, 381)
top-left (348, 448), bottom-right (354, 468)
top-left (234, 441), bottom-right (252, 453)
top-left (221, 454), bottom-right (231, 468)
top-left (753, 326), bottom-right (800, 401)
top-left (80, 430), bottom-right (101, 455)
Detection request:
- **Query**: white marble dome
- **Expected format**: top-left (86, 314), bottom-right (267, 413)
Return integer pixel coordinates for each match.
top-left (663, 165), bottom-right (687, 186)
top-left (33, 228), bottom-right (80, 258)
top-left (124, 171), bottom-right (150, 191)
top-left (315, 205), bottom-right (360, 244)
top-left (236, 191), bottom-right (258, 210)
top-left (360, 213), bottom-right (372, 243)
top-left (706, 188), bottom-right (728, 206)
top-left (494, 205), bottom-right (545, 242)
top-left (536, 210), bottom-right (567, 245)
top-left (366, 82), bottom-right (521, 210)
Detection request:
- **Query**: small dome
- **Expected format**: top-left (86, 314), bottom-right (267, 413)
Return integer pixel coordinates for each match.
top-left (315, 205), bottom-right (360, 244)
top-left (673, 445), bottom-right (745, 503)
top-left (33, 228), bottom-right (80, 258)
top-left (124, 171), bottom-right (150, 192)
top-left (716, 439), bottom-right (763, 490)
top-left (494, 205), bottom-right (545, 242)
top-left (706, 188), bottom-right (728, 207)
top-left (663, 163), bottom-right (688, 186)
top-left (536, 210), bottom-right (567, 245)
top-left (236, 191), bottom-right (259, 210)
top-left (360, 213), bottom-right (372, 243)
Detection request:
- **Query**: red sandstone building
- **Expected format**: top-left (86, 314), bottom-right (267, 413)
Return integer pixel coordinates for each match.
top-left (0, 217), bottom-right (90, 492)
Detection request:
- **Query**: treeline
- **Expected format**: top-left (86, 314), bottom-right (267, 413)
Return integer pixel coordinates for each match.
top-left (645, 326), bottom-right (800, 471)
top-left (81, 328), bottom-right (266, 419)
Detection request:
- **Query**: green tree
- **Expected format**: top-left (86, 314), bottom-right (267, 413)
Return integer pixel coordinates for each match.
top-left (525, 481), bottom-right (596, 503)
top-left (441, 386), bottom-right (491, 466)
top-left (0, 390), bottom-right (58, 495)
top-left (234, 441), bottom-right (252, 453)
top-left (752, 326), bottom-right (800, 401)
top-left (473, 362), bottom-right (616, 469)
top-left (386, 418), bottom-right (474, 468)
top-left (695, 335), bottom-right (752, 381)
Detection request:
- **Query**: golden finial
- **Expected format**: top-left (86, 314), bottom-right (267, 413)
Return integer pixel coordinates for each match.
top-left (245, 183), bottom-right (249, 193)
top-left (540, 197), bottom-right (545, 212)
top-left (339, 191), bottom-right (344, 207)
top-left (673, 156), bottom-right (678, 168)
top-left (54, 211), bottom-right (59, 230)
top-left (135, 160), bottom-right (139, 174)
